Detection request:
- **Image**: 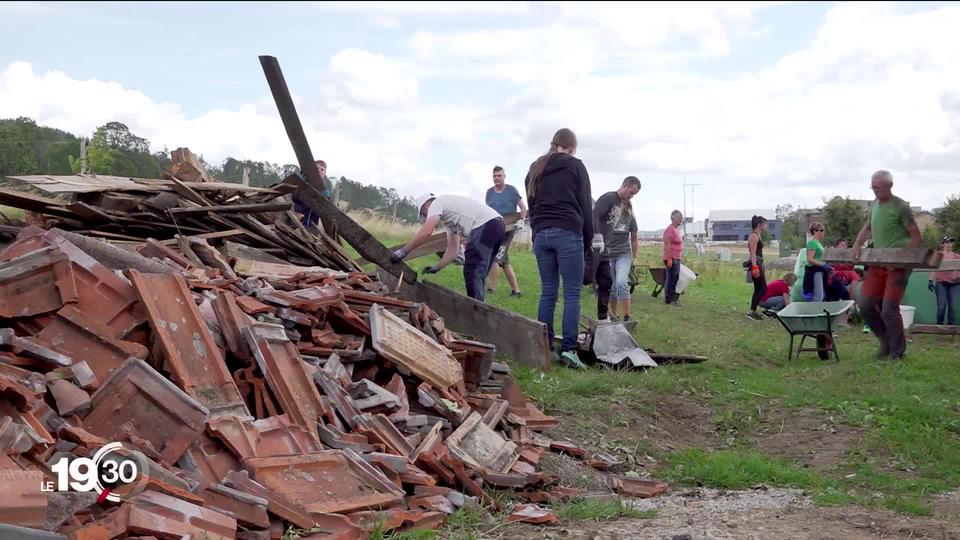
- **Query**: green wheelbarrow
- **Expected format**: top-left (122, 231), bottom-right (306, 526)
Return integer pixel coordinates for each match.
top-left (774, 300), bottom-right (855, 361)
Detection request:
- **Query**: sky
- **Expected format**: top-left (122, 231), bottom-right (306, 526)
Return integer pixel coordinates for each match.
top-left (2, 1), bottom-right (960, 229)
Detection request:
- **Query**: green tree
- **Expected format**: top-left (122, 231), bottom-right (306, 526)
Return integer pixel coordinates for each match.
top-left (776, 203), bottom-right (805, 250)
top-left (71, 122), bottom-right (162, 177)
top-left (0, 117), bottom-right (79, 176)
top-left (219, 157), bottom-right (284, 187)
top-left (821, 196), bottom-right (868, 245)
top-left (922, 224), bottom-right (942, 249)
top-left (936, 194), bottom-right (960, 242)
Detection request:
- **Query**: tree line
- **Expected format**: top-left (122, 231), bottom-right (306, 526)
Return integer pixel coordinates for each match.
top-left (777, 194), bottom-right (960, 251)
top-left (0, 117), bottom-right (420, 223)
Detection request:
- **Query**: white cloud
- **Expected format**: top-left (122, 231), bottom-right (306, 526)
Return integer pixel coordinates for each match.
top-left (370, 15), bottom-right (402, 30)
top-left (315, 1), bottom-right (531, 15)
top-left (0, 1), bottom-right (58, 16)
top-left (326, 49), bottom-right (419, 108)
top-left (4, 2), bottom-right (960, 229)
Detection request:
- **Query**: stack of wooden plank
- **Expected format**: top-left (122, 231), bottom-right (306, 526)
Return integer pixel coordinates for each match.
top-left (0, 171), bottom-right (358, 272)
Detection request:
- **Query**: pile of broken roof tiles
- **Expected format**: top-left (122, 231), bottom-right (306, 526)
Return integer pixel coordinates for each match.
top-left (0, 223), bottom-right (667, 539)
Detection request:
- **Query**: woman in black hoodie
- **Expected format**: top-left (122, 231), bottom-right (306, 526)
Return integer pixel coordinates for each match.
top-left (525, 128), bottom-right (594, 369)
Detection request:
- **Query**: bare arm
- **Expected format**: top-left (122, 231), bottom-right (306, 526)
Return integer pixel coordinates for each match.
top-left (852, 222), bottom-right (871, 260)
top-left (749, 233), bottom-right (759, 265)
top-left (631, 231), bottom-right (639, 260)
top-left (403, 214), bottom-right (440, 253)
top-left (517, 194), bottom-right (528, 220)
top-left (432, 231), bottom-right (461, 270)
top-left (806, 247), bottom-right (827, 267)
top-left (906, 223), bottom-right (922, 248)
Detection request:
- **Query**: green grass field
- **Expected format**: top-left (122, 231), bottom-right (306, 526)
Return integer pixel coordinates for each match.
top-left (338, 227), bottom-right (960, 538)
top-left (401, 238), bottom-right (957, 504)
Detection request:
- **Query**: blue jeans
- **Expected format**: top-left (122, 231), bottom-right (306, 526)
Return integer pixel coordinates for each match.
top-left (759, 296), bottom-right (786, 312)
top-left (611, 255), bottom-right (632, 301)
top-left (936, 281), bottom-right (959, 325)
top-left (533, 228), bottom-right (584, 352)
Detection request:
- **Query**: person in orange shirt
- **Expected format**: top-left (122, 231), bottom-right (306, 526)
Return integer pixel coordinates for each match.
top-left (931, 236), bottom-right (959, 325)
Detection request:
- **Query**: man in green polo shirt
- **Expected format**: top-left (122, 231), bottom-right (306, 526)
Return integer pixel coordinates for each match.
top-left (852, 170), bottom-right (922, 361)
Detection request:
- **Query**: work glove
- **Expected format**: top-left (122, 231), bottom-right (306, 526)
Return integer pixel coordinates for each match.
top-left (929, 280), bottom-right (936, 292)
top-left (751, 264), bottom-right (761, 279)
top-left (821, 262), bottom-right (833, 274)
top-left (665, 258), bottom-right (673, 269)
top-left (389, 247), bottom-right (408, 264)
top-left (422, 265), bottom-right (439, 274)
top-left (592, 234), bottom-right (605, 253)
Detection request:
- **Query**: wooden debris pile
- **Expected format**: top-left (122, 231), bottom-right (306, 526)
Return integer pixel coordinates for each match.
top-left (0, 158), bottom-right (356, 271)
top-left (0, 225), bottom-right (667, 539)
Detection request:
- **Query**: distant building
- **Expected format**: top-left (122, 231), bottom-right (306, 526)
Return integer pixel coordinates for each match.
top-left (708, 209), bottom-right (780, 241)
top-left (684, 220), bottom-right (707, 242)
top-left (915, 210), bottom-right (937, 232)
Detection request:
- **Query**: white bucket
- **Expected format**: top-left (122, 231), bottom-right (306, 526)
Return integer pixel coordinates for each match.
top-left (676, 264), bottom-right (697, 293)
top-left (900, 305), bottom-right (916, 329)
top-left (717, 248), bottom-right (732, 262)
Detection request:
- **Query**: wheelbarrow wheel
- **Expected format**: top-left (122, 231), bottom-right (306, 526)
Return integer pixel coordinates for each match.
top-left (816, 335), bottom-right (832, 360)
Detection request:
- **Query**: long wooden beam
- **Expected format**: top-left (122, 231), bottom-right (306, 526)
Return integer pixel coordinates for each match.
top-left (291, 179), bottom-right (417, 283)
top-left (823, 247), bottom-right (943, 269)
top-left (387, 274), bottom-right (551, 369)
top-left (167, 202), bottom-right (291, 215)
top-left (258, 55), bottom-right (336, 238)
top-left (910, 324), bottom-right (960, 335)
top-left (258, 55), bottom-right (416, 283)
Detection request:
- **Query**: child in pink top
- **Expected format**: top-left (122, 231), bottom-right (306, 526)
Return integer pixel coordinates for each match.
top-left (662, 211), bottom-right (684, 305)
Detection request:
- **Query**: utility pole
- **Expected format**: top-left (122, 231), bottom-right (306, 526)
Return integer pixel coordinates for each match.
top-left (79, 138), bottom-right (87, 174)
top-left (682, 179), bottom-right (701, 238)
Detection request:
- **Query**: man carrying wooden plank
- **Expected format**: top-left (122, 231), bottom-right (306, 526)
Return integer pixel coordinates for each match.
top-left (852, 170), bottom-right (923, 361)
top-left (390, 193), bottom-right (505, 302)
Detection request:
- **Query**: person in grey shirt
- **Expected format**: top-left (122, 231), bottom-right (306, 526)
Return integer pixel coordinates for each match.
top-left (592, 176), bottom-right (641, 321)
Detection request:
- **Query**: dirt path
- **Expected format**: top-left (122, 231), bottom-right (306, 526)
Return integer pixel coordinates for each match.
top-left (499, 488), bottom-right (960, 539)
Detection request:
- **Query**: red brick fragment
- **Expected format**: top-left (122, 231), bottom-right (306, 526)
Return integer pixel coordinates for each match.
top-left (506, 503), bottom-right (558, 525)
top-left (606, 476), bottom-right (668, 498)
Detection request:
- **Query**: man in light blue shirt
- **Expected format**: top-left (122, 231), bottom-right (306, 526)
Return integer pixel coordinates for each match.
top-left (485, 166), bottom-right (527, 297)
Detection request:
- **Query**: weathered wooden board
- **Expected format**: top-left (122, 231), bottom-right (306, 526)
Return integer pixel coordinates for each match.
top-left (824, 247), bottom-right (942, 269)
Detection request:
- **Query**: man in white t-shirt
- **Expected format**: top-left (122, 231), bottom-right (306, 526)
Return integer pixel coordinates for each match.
top-left (390, 193), bottom-right (506, 301)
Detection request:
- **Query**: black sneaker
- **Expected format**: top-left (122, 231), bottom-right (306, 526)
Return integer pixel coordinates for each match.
top-left (746, 311), bottom-right (763, 321)
top-left (510, 290), bottom-right (522, 298)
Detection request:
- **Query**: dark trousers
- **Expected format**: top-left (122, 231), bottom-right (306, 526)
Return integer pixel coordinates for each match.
top-left (665, 259), bottom-right (681, 304)
top-left (936, 281), bottom-right (959, 325)
top-left (463, 218), bottom-right (505, 302)
top-left (750, 265), bottom-right (767, 311)
top-left (859, 266), bottom-right (911, 357)
top-left (595, 258), bottom-right (612, 319)
top-left (824, 278), bottom-right (850, 302)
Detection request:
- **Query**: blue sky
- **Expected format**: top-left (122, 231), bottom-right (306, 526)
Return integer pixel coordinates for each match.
top-left (2, 1), bottom-right (960, 229)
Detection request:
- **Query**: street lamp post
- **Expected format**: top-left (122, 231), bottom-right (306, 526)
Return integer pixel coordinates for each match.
top-left (682, 180), bottom-right (701, 239)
